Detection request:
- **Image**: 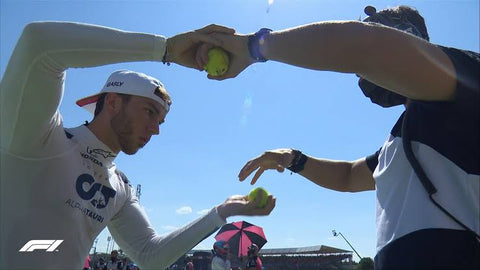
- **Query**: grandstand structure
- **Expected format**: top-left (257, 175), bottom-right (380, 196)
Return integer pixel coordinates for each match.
top-left (258, 245), bottom-right (353, 269)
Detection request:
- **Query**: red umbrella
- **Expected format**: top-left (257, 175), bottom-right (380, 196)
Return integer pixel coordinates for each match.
top-left (214, 221), bottom-right (267, 258)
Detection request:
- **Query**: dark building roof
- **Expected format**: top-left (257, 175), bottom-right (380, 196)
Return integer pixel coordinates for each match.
top-left (259, 245), bottom-right (352, 256)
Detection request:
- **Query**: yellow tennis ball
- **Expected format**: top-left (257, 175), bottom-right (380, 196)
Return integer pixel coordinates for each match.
top-left (248, 187), bottom-right (269, 208)
top-left (204, 48), bottom-right (229, 76)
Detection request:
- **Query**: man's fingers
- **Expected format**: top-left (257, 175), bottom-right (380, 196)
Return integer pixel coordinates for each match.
top-left (194, 48), bottom-right (203, 71)
top-left (251, 168), bottom-right (265, 185)
top-left (197, 24), bottom-right (235, 35)
top-left (239, 153), bottom-right (284, 183)
top-left (253, 196), bottom-right (276, 215)
top-left (207, 74), bottom-right (231, 81)
top-left (238, 159), bottom-right (259, 180)
top-left (195, 43), bottom-right (212, 70)
top-left (190, 32), bottom-right (224, 47)
top-left (193, 26), bottom-right (235, 47)
top-left (265, 196), bottom-right (276, 212)
top-left (200, 44), bottom-right (211, 64)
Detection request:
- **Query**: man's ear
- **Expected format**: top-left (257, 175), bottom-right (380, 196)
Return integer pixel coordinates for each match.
top-left (104, 93), bottom-right (123, 114)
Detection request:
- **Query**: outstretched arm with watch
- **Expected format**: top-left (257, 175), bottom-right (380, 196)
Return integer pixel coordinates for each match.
top-left (197, 20), bottom-right (455, 103)
top-left (238, 148), bottom-right (375, 192)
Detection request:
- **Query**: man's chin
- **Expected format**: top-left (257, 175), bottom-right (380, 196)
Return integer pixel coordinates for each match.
top-left (122, 147), bottom-right (141, 155)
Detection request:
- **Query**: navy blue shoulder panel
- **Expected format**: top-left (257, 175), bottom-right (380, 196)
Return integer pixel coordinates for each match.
top-left (365, 149), bottom-right (381, 173)
top-left (390, 46), bottom-right (479, 175)
top-left (115, 169), bottom-right (131, 186)
top-left (64, 129), bottom-right (73, 139)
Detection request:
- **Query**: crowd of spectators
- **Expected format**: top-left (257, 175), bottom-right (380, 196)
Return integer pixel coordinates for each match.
top-left (85, 250), bottom-right (139, 270)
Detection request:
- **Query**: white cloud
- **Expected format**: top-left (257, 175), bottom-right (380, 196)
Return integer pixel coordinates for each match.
top-left (176, 206), bottom-right (192, 215)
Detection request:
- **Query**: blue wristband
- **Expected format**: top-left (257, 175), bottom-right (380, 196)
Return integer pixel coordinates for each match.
top-left (248, 28), bottom-right (272, 62)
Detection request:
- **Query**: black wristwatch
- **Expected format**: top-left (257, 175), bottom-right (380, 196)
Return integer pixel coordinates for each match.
top-left (248, 28), bottom-right (272, 62)
top-left (287, 149), bottom-right (308, 173)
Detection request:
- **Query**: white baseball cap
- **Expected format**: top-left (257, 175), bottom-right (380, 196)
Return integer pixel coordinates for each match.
top-left (76, 70), bottom-right (170, 114)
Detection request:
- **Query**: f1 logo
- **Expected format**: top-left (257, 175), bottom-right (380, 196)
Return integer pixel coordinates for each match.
top-left (19, 240), bottom-right (64, 252)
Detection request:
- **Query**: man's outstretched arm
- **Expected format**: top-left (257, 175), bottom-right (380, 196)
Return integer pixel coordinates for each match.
top-left (238, 148), bottom-right (375, 192)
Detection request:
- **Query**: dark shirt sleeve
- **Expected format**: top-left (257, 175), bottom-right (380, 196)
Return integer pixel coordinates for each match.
top-left (365, 149), bottom-right (381, 173)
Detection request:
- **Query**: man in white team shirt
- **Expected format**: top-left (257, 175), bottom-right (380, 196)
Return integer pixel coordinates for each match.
top-left (0, 21), bottom-right (275, 269)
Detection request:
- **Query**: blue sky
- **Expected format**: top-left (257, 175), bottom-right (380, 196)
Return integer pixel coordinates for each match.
top-left (1, 0), bottom-right (478, 261)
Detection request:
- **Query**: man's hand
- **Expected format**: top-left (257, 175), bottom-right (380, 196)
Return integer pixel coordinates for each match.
top-left (216, 194), bottom-right (276, 220)
top-left (195, 32), bottom-right (255, 80)
top-left (238, 149), bottom-right (296, 185)
top-left (166, 24), bottom-right (235, 70)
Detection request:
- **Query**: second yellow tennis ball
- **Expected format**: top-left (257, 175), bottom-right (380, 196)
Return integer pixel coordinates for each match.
top-left (204, 48), bottom-right (229, 76)
top-left (248, 187), bottom-right (269, 208)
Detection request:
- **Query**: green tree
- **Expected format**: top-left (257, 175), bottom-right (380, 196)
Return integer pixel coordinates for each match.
top-left (357, 257), bottom-right (374, 270)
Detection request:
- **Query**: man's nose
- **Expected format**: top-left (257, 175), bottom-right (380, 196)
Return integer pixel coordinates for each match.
top-left (149, 121), bottom-right (160, 135)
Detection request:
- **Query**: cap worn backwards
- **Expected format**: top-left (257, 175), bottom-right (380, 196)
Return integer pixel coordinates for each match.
top-left (362, 5), bottom-right (426, 40)
top-left (76, 70), bottom-right (170, 114)
top-left (357, 5), bottom-right (428, 107)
